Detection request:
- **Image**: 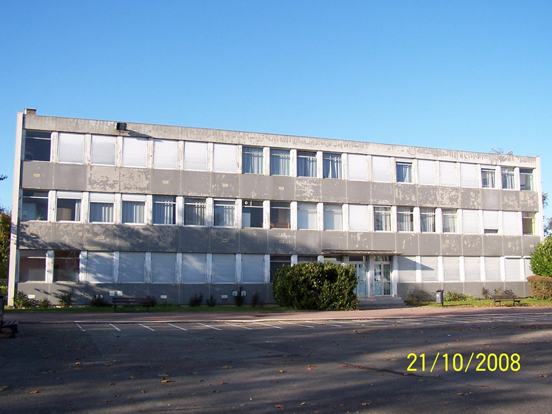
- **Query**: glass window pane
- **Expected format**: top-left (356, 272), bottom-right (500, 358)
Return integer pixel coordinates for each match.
top-left (397, 207), bottom-right (413, 231)
top-left (90, 202), bottom-right (113, 223)
top-left (91, 135), bottom-right (116, 165)
top-left (297, 151), bottom-right (317, 177)
top-left (520, 169), bottom-right (533, 191)
top-left (242, 147), bottom-right (264, 174)
top-left (523, 212), bottom-right (535, 235)
top-left (396, 162), bottom-right (412, 183)
top-left (122, 201), bottom-right (145, 224)
top-left (57, 198), bottom-right (81, 221)
top-left (481, 168), bottom-right (496, 188)
top-left (58, 133), bottom-right (84, 164)
top-left (184, 198), bottom-right (206, 226)
top-left (153, 196), bottom-right (176, 225)
top-left (184, 142), bottom-right (208, 171)
top-left (501, 167), bottom-right (515, 189)
top-left (213, 144), bottom-right (236, 173)
top-left (374, 207), bottom-right (391, 231)
top-left (421, 208), bottom-right (436, 233)
top-left (242, 200), bottom-right (263, 228)
top-left (153, 139), bottom-right (178, 169)
top-left (348, 154), bottom-right (367, 181)
top-left (297, 203), bottom-right (317, 230)
top-left (442, 209), bottom-right (457, 233)
top-left (270, 255), bottom-right (291, 282)
top-left (270, 202), bottom-right (290, 229)
top-left (21, 190), bottom-right (49, 221)
top-left (270, 149), bottom-right (290, 176)
top-left (372, 156), bottom-right (391, 182)
top-left (123, 137), bottom-right (148, 167)
top-left (324, 204), bottom-right (342, 231)
top-left (54, 251), bottom-right (80, 282)
top-left (24, 130), bottom-right (51, 161)
top-left (214, 200), bottom-right (235, 227)
top-left (323, 153), bottom-right (342, 179)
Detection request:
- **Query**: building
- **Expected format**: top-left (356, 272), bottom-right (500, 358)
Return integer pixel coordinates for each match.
top-left (7, 109), bottom-right (544, 307)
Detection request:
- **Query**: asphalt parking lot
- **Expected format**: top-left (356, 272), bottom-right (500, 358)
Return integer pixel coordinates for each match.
top-left (2, 309), bottom-right (552, 413)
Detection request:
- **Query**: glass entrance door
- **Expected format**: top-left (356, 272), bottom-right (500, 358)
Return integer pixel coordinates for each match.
top-left (354, 264), bottom-right (368, 297)
top-left (374, 263), bottom-right (391, 296)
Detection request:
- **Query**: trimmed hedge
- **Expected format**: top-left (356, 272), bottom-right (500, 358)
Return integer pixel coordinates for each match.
top-left (527, 276), bottom-right (552, 300)
top-left (273, 262), bottom-right (359, 310)
top-left (530, 236), bottom-right (552, 277)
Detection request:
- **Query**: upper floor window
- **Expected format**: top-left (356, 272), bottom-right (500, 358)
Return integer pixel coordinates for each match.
top-left (122, 195), bottom-right (146, 224)
top-left (520, 169), bottom-right (534, 191)
top-left (324, 204), bottom-right (343, 231)
top-left (372, 156), bottom-right (391, 183)
top-left (123, 137), bottom-right (148, 168)
top-left (153, 196), bottom-right (176, 225)
top-left (214, 199), bottom-right (235, 227)
top-left (420, 208), bottom-right (436, 233)
top-left (153, 139), bottom-right (178, 170)
top-left (397, 207), bottom-right (413, 231)
top-left (349, 205), bottom-right (369, 231)
top-left (270, 202), bottom-right (290, 229)
top-left (24, 130), bottom-right (51, 162)
top-left (348, 154), bottom-right (367, 181)
top-left (184, 198), bottom-right (206, 226)
top-left (460, 163), bottom-right (478, 188)
top-left (501, 167), bottom-right (515, 189)
top-left (21, 190), bottom-right (48, 221)
top-left (481, 168), bottom-right (496, 188)
top-left (374, 206), bottom-right (391, 232)
top-left (242, 147), bottom-right (264, 174)
top-left (91, 135), bottom-right (116, 166)
top-left (270, 149), bottom-right (290, 176)
top-left (242, 200), bottom-right (263, 228)
top-left (396, 161), bottom-right (412, 183)
top-left (183, 142), bottom-right (208, 171)
top-left (56, 192), bottom-right (82, 222)
top-left (323, 153), bottom-right (342, 179)
top-left (439, 162), bottom-right (457, 187)
top-left (418, 159), bottom-right (435, 185)
top-left (297, 203), bottom-right (317, 230)
top-left (89, 193), bottom-right (114, 223)
top-left (483, 210), bottom-right (499, 234)
top-left (58, 133), bottom-right (84, 164)
top-left (522, 212), bottom-right (535, 235)
top-left (297, 151), bottom-right (317, 177)
top-left (213, 144), bottom-right (237, 173)
top-left (442, 209), bottom-right (457, 233)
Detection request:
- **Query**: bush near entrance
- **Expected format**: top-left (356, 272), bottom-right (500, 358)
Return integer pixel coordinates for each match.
top-left (530, 236), bottom-right (552, 277)
top-left (273, 262), bottom-right (358, 310)
top-left (527, 276), bottom-right (552, 300)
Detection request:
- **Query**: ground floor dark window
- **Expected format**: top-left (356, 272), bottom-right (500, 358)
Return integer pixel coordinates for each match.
top-left (54, 251), bottom-right (80, 282)
top-left (270, 255), bottom-right (291, 282)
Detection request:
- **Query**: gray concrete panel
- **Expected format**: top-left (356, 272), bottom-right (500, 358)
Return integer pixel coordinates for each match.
top-left (416, 186), bottom-right (439, 207)
top-left (520, 191), bottom-right (540, 212)
top-left (482, 235), bottom-right (503, 256)
top-left (119, 168), bottom-right (151, 194)
top-left (396, 233), bottom-right (418, 255)
top-left (18, 222), bottom-right (53, 249)
top-left (438, 187), bottom-right (461, 208)
top-left (321, 179), bottom-right (348, 203)
top-left (114, 225), bottom-right (150, 251)
top-left (418, 234), bottom-right (441, 256)
top-left (295, 178), bottom-right (321, 201)
top-left (440, 234), bottom-right (462, 256)
top-left (266, 176), bottom-right (296, 201)
top-left (321, 231), bottom-right (349, 251)
top-left (347, 232), bottom-right (372, 251)
top-left (460, 188), bottom-right (481, 209)
top-left (462, 235), bottom-right (483, 256)
top-left (522, 236), bottom-right (541, 256)
top-left (346, 181), bottom-right (371, 204)
top-left (480, 189), bottom-right (500, 210)
top-left (504, 281), bottom-right (530, 297)
top-left (443, 282), bottom-right (464, 295)
top-left (83, 224), bottom-right (120, 251)
top-left (371, 232), bottom-right (396, 252)
top-left (180, 171), bottom-right (211, 196)
top-left (50, 223), bottom-right (86, 250)
top-left (21, 162), bottom-right (54, 190)
top-left (394, 184), bottom-right (417, 206)
top-left (210, 228), bottom-right (240, 253)
top-left (148, 226), bottom-right (180, 252)
top-left (267, 229), bottom-right (296, 254)
top-left (212, 173), bottom-right (240, 198)
top-left (87, 165), bottom-right (120, 192)
top-left (180, 227), bottom-right (211, 252)
top-left (240, 174), bottom-right (270, 200)
top-left (370, 182), bottom-right (395, 205)
top-left (53, 164), bottom-right (87, 191)
top-left (462, 282), bottom-right (485, 297)
top-left (295, 230), bottom-right (321, 254)
top-left (500, 191), bottom-right (520, 211)
top-left (239, 228), bottom-right (268, 254)
top-left (150, 169), bottom-right (181, 195)
top-left (503, 236), bottom-right (523, 256)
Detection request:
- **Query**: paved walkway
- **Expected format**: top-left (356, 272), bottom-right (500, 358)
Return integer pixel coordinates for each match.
top-left (7, 305), bottom-right (552, 323)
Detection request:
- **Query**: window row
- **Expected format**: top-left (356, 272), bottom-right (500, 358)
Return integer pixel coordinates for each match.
top-left (21, 190), bottom-right (537, 235)
top-left (24, 130), bottom-right (535, 190)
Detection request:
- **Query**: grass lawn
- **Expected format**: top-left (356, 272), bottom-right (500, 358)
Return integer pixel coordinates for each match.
top-left (407, 297), bottom-right (552, 308)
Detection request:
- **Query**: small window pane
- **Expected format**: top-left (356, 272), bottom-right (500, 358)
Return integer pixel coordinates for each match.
top-left (213, 144), bottom-right (236, 173)
top-left (520, 169), bottom-right (533, 191)
top-left (501, 167), bottom-right (515, 189)
top-left (481, 168), bottom-right (496, 188)
top-left (214, 200), bottom-right (235, 227)
top-left (270, 202), bottom-right (290, 229)
top-left (24, 130), bottom-right (51, 161)
top-left (123, 137), bottom-right (148, 167)
top-left (91, 135), bottom-right (116, 165)
top-left (184, 198), bottom-right (206, 226)
top-left (374, 207), bottom-right (391, 231)
top-left (153, 139), bottom-right (178, 169)
top-left (297, 203), bottom-right (317, 230)
top-left (122, 201), bottom-right (145, 224)
top-left (54, 251), bottom-right (80, 282)
top-left (483, 210), bottom-right (499, 234)
top-left (297, 151), bottom-right (317, 177)
top-left (242, 200), bottom-right (263, 228)
top-left (153, 196), bottom-right (176, 225)
top-left (270, 255), bottom-right (291, 282)
top-left (21, 191), bottom-right (49, 221)
top-left (323, 153), bottom-right (342, 179)
top-left (396, 162), bottom-right (412, 183)
top-left (58, 133), bottom-right (84, 164)
top-left (421, 208), bottom-right (436, 233)
top-left (270, 149), bottom-right (290, 176)
top-left (348, 154), bottom-right (367, 181)
top-left (324, 204), bottom-right (343, 231)
top-left (442, 209), bottom-right (457, 233)
top-left (90, 202), bottom-right (114, 223)
top-left (523, 212), bottom-right (535, 235)
top-left (57, 198), bottom-right (81, 221)
top-left (397, 207), bottom-right (413, 231)
top-left (184, 142), bottom-right (208, 171)
top-left (243, 147), bottom-right (264, 174)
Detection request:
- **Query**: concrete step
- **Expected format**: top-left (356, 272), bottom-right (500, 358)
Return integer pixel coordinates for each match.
top-left (358, 296), bottom-right (406, 309)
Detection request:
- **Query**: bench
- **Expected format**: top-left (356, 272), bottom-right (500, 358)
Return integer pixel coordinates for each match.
top-left (0, 295), bottom-right (19, 338)
top-left (112, 296), bottom-right (156, 312)
top-left (492, 294), bottom-right (521, 307)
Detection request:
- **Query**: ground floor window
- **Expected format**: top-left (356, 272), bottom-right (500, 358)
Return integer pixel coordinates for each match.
top-left (270, 255), bottom-right (291, 281)
top-left (19, 250), bottom-right (47, 282)
top-left (54, 251), bottom-right (80, 282)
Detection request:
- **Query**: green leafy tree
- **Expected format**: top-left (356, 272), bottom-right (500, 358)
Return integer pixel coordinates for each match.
top-left (530, 235), bottom-right (552, 277)
top-left (0, 208), bottom-right (10, 280)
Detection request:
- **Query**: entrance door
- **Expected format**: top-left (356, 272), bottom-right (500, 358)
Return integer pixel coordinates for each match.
top-left (374, 263), bottom-right (391, 296)
top-left (354, 264), bottom-right (368, 297)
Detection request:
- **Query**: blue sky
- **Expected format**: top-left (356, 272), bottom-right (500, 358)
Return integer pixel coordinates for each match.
top-left (0, 0), bottom-right (550, 219)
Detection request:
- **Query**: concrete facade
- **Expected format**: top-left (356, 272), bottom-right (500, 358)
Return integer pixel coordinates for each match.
top-left (7, 110), bottom-right (544, 306)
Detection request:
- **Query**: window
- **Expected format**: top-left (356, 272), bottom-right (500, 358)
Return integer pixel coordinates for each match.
top-left (153, 139), bottom-right (178, 169)
top-left (372, 156), bottom-right (391, 182)
top-left (298, 256), bottom-right (318, 263)
top-left (462, 209), bottom-right (480, 234)
top-left (123, 137), bottom-right (148, 167)
top-left (323, 153), bottom-right (342, 179)
top-left (374, 206), bottom-right (391, 231)
top-left (397, 207), bottom-right (414, 232)
top-left (89, 194), bottom-right (114, 223)
top-left (502, 167), bottom-right (515, 190)
top-left (53, 251), bottom-right (80, 282)
top-left (270, 202), bottom-right (291, 229)
top-left (460, 163), bottom-right (478, 188)
top-left (86, 252), bottom-right (113, 283)
top-left (439, 162), bottom-right (457, 186)
top-left (119, 252), bottom-right (145, 283)
top-left (502, 211), bottom-right (521, 235)
top-left (91, 135), bottom-right (116, 165)
top-left (297, 151), bottom-right (317, 177)
top-left (19, 250), bottom-right (46, 282)
top-left (214, 199), bottom-right (235, 227)
top-left (213, 144), bottom-right (237, 173)
top-left (324, 204), bottom-right (343, 231)
top-left (151, 253), bottom-right (177, 283)
top-left (122, 196), bottom-right (146, 224)
top-left (270, 255), bottom-right (291, 282)
top-left (21, 190), bottom-right (48, 221)
top-left (483, 210), bottom-right (499, 234)
top-left (183, 142), bottom-right (208, 171)
top-left (58, 133), bottom-right (84, 164)
top-left (349, 205), bottom-right (369, 231)
top-left (242, 147), bottom-right (264, 174)
top-left (523, 212), bottom-right (535, 235)
top-left (241, 254), bottom-right (265, 283)
top-left (520, 169), bottom-right (534, 191)
top-left (184, 198), bottom-right (206, 226)
top-left (212, 254), bottom-right (236, 283)
top-left (442, 209), bottom-right (457, 233)
top-left (396, 161), bottom-right (412, 183)
top-left (270, 149), bottom-right (290, 176)
top-left (347, 154), bottom-right (367, 181)
top-left (421, 208), bottom-right (436, 233)
top-left (242, 200), bottom-right (264, 228)
top-left (418, 160), bottom-right (435, 185)
top-left (56, 192), bottom-right (82, 222)
top-left (297, 203), bottom-right (317, 230)
top-left (182, 253), bottom-right (207, 283)
top-left (481, 168), bottom-right (496, 188)
top-left (24, 130), bottom-right (51, 161)
top-left (153, 196), bottom-right (176, 225)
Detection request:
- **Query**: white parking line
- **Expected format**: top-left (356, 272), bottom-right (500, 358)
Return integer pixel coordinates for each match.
top-left (109, 323), bottom-right (121, 332)
top-left (279, 321), bottom-right (314, 328)
top-left (311, 321), bottom-right (343, 327)
top-left (225, 322), bottom-right (253, 330)
top-left (197, 322), bottom-right (222, 331)
top-left (167, 323), bottom-right (188, 331)
top-left (76, 323), bottom-right (85, 332)
top-left (139, 324), bottom-right (155, 331)
top-left (256, 322), bottom-right (283, 329)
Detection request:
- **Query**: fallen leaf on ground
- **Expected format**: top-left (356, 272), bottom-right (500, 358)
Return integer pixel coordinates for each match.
top-left (279, 370), bottom-right (286, 373)
top-left (29, 390), bottom-right (39, 394)
top-left (220, 382), bottom-right (227, 385)
top-left (539, 374), bottom-right (549, 378)
top-left (457, 392), bottom-right (469, 396)
top-left (161, 379), bottom-right (173, 383)
top-left (362, 402), bottom-right (371, 406)
top-left (275, 404), bottom-right (285, 409)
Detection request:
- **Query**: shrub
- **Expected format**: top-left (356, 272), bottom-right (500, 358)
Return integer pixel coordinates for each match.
top-left (481, 287), bottom-right (491, 299)
top-left (90, 295), bottom-right (110, 307)
top-left (530, 236), bottom-right (552, 277)
top-left (273, 262), bottom-right (358, 310)
top-left (234, 287), bottom-right (245, 307)
top-left (527, 276), bottom-right (552, 300)
top-left (13, 291), bottom-right (37, 309)
top-left (58, 290), bottom-right (73, 308)
top-left (444, 291), bottom-right (477, 302)
top-left (38, 298), bottom-right (52, 309)
top-left (189, 293), bottom-right (203, 307)
top-left (206, 295), bottom-right (216, 307)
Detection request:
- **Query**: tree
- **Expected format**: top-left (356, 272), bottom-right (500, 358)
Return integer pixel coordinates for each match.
top-left (0, 208), bottom-right (10, 280)
top-left (530, 235), bottom-right (552, 277)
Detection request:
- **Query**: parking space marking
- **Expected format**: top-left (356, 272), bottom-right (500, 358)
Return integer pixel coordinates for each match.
top-left (311, 321), bottom-right (343, 327)
top-left (109, 323), bottom-right (122, 332)
top-left (256, 322), bottom-right (283, 329)
top-left (197, 322), bottom-right (222, 331)
top-left (168, 323), bottom-right (188, 331)
top-left (76, 323), bottom-right (86, 332)
top-left (225, 322), bottom-right (253, 330)
top-left (279, 321), bottom-right (314, 328)
top-left (139, 324), bottom-right (155, 331)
